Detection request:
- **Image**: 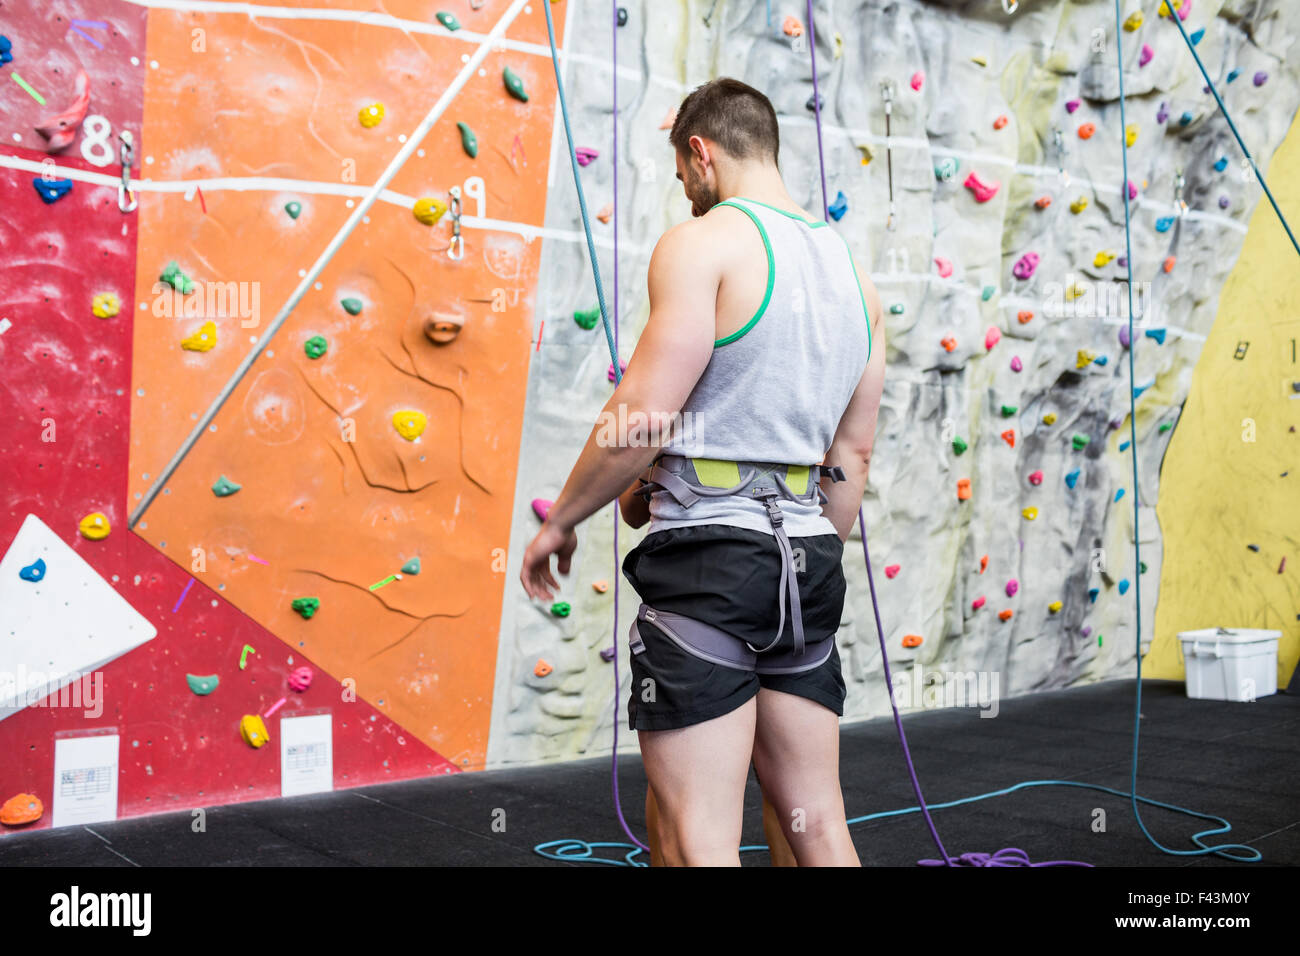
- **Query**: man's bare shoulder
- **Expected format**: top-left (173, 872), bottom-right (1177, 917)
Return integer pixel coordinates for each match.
top-left (649, 213), bottom-right (731, 273)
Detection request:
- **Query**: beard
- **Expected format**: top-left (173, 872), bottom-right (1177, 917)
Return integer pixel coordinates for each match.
top-left (685, 167), bottom-right (720, 217)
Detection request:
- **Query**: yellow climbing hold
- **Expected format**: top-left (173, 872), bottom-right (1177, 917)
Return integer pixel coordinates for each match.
top-left (1069, 197), bottom-right (1089, 214)
top-left (1076, 349), bottom-right (1096, 368)
top-left (1123, 11), bottom-right (1143, 30)
top-left (181, 320), bottom-right (217, 352)
top-left (413, 197), bottom-right (448, 225)
top-left (833, 32), bottom-right (844, 59)
top-left (1022, 506), bottom-right (1038, 520)
top-left (1048, 600), bottom-right (1063, 613)
top-left (392, 410), bottom-right (427, 441)
top-left (1159, 0), bottom-right (1183, 16)
top-left (971, 55), bottom-right (988, 67)
top-left (1125, 124), bottom-right (1139, 147)
top-left (856, 143), bottom-right (874, 166)
top-left (1066, 283), bottom-right (1086, 301)
top-left (79, 512), bottom-right (111, 540)
top-left (1094, 250), bottom-right (1116, 268)
top-left (92, 292), bottom-right (120, 318)
top-left (1043, 413), bottom-right (1057, 425)
top-left (359, 102), bottom-right (384, 128)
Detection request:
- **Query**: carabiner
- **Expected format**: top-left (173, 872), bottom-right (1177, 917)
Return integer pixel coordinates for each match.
top-left (447, 186), bottom-right (464, 260)
top-left (118, 130), bottom-right (138, 213)
top-left (1002, 0), bottom-right (1019, 14)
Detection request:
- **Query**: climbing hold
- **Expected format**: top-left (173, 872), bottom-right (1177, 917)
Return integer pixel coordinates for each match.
top-left (828, 191), bottom-right (848, 221)
top-left (600, 647), bottom-right (616, 662)
top-left (1022, 507), bottom-right (1037, 520)
top-left (1125, 125), bottom-right (1138, 147)
top-left (889, 304), bottom-right (905, 315)
top-left (503, 66), bottom-right (529, 102)
top-left (1119, 326), bottom-right (1132, 349)
top-left (1118, 578), bottom-right (1130, 596)
top-left (957, 478), bottom-right (972, 500)
top-left (1139, 561), bottom-right (1148, 574)
top-left (857, 144), bottom-right (875, 166)
top-left (1001, 404), bottom-right (1017, 416)
top-left (1094, 250), bottom-right (1116, 268)
top-left (1155, 216), bottom-right (1174, 232)
top-left (1247, 543), bottom-right (1261, 552)
top-left (607, 360), bottom-right (627, 382)
top-left (971, 596), bottom-right (986, 611)
top-left (1028, 470), bottom-right (1043, 486)
top-left (1157, 102), bottom-right (1170, 124)
top-left (1158, 422), bottom-right (1173, 434)
top-left (1069, 197), bottom-right (1089, 214)
top-left (423, 311), bottom-right (465, 345)
top-left (971, 55), bottom-right (988, 67)
top-left (1005, 579), bottom-right (1019, 597)
top-left (902, 634), bottom-right (923, 648)
top-left (291, 597), bottom-right (320, 619)
top-left (392, 410), bottom-right (427, 441)
top-left (91, 292), bottom-right (121, 319)
top-left (964, 171), bottom-right (1000, 203)
top-left (534, 659), bottom-right (554, 678)
top-left (1077, 123), bottom-right (1096, 140)
top-left (593, 580), bottom-right (609, 594)
top-left (401, 557), bottom-right (421, 575)
top-left (340, 297), bottom-right (363, 315)
top-left (436, 11), bottom-right (461, 31)
top-left (240, 714), bottom-right (270, 748)
top-left (1254, 71), bottom-right (1268, 87)
top-left (782, 15), bottom-right (803, 36)
top-left (1010, 356), bottom-right (1022, 373)
top-left (618, 7), bottom-right (628, 27)
top-left (1139, 44), bottom-right (1153, 67)
top-left (1190, 27), bottom-right (1204, 45)
top-left (575, 146), bottom-right (599, 166)
top-left (457, 121), bottom-right (479, 158)
top-left (1012, 252), bottom-right (1039, 280)
top-left (984, 326), bottom-right (1001, 350)
top-left (33, 177), bottom-right (73, 203)
top-left (1094, 355), bottom-right (1109, 366)
top-left (596, 203), bottom-right (613, 224)
top-left (1114, 488), bottom-right (1125, 502)
top-left (998, 609), bottom-right (1014, 622)
top-left (1124, 11), bottom-right (1144, 30)
top-left (1065, 100), bottom-right (1082, 116)
top-left (358, 102), bottom-right (384, 128)
top-left (0, 793), bottom-right (43, 826)
top-left (980, 555), bottom-right (989, 574)
top-left (78, 512), bottom-right (110, 540)
top-left (1163, 256), bottom-right (1176, 273)
top-left (934, 157), bottom-right (959, 181)
top-left (1128, 180), bottom-right (1139, 199)
top-left (1066, 469), bottom-right (1080, 488)
top-left (1145, 328), bottom-right (1167, 345)
top-left (1119, 439), bottom-right (1131, 451)
top-left (413, 197), bottom-right (448, 225)
top-left (211, 475), bottom-right (241, 497)
top-left (1000, 429), bottom-right (1016, 448)
top-left (982, 285), bottom-right (996, 302)
top-left (934, 257), bottom-right (953, 278)
top-left (1076, 350), bottom-right (1095, 369)
top-left (1035, 196), bottom-right (1052, 209)
top-left (805, 93), bottom-right (824, 113)
top-left (911, 71), bottom-right (925, 91)
top-left (1179, 111), bottom-right (1193, 126)
top-left (1048, 600), bottom-right (1063, 614)
top-left (288, 666), bottom-right (313, 692)
top-left (1071, 433), bottom-right (1090, 449)
top-left (1226, 69), bottom-right (1240, 83)
top-left (1017, 310), bottom-right (1034, 324)
top-left (304, 335), bottom-right (329, 359)
top-left (160, 261), bottom-right (195, 294)
top-left (285, 201), bottom-right (302, 219)
top-left (1065, 283), bottom-right (1086, 301)
top-left (186, 673), bottom-right (219, 696)
top-left (941, 336), bottom-right (957, 352)
top-left (885, 565), bottom-right (901, 579)
top-left (574, 306), bottom-right (601, 329)
top-left (19, 558), bottom-right (46, 582)
top-left (1087, 587), bottom-right (1099, 603)
top-left (1218, 196), bottom-right (1230, 210)
top-left (0, 36), bottom-right (11, 67)
top-left (993, 114), bottom-right (1008, 130)
top-left (181, 321), bottom-right (217, 352)
top-left (952, 436), bottom-right (968, 455)
top-left (532, 498), bottom-right (553, 521)
top-left (1213, 156), bottom-right (1228, 172)
top-left (550, 601), bottom-right (571, 618)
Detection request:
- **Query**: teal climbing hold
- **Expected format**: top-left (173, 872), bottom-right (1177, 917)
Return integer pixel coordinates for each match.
top-left (952, 436), bottom-right (968, 455)
top-left (457, 121), bottom-right (479, 158)
top-left (212, 475), bottom-right (241, 497)
top-left (1133, 382), bottom-right (1151, 399)
top-left (934, 158), bottom-right (959, 181)
top-left (1119, 440), bottom-right (1131, 452)
top-left (1139, 561), bottom-right (1148, 573)
top-left (186, 673), bottom-right (219, 696)
top-left (1114, 488), bottom-right (1125, 502)
top-left (285, 201), bottom-right (302, 219)
top-left (1065, 469), bottom-right (1081, 488)
top-left (340, 297), bottom-right (363, 315)
top-left (981, 286), bottom-right (995, 302)
top-left (503, 66), bottom-right (529, 102)
top-left (1155, 216), bottom-right (1175, 232)
top-left (828, 191), bottom-right (849, 221)
top-left (1190, 27), bottom-right (1204, 45)
top-left (436, 11), bottom-right (461, 30)
top-left (889, 304), bottom-right (904, 315)
top-left (401, 557), bottom-right (421, 575)
top-left (1088, 587), bottom-right (1099, 602)
top-left (304, 335), bottom-right (328, 359)
top-left (1118, 578), bottom-right (1130, 595)
top-left (1144, 328), bottom-right (1167, 345)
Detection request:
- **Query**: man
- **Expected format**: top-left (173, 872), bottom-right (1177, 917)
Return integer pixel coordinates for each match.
top-left (521, 77), bottom-right (885, 866)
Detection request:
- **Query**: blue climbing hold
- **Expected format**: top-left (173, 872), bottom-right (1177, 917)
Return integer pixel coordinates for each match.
top-left (1190, 28), bottom-right (1204, 45)
top-left (1119, 440), bottom-right (1131, 452)
top-left (1114, 488), bottom-right (1125, 502)
top-left (1155, 216), bottom-right (1175, 232)
top-left (1118, 578), bottom-right (1130, 595)
top-left (1145, 328), bottom-right (1167, 345)
top-left (1088, 587), bottom-right (1099, 603)
top-left (1213, 156), bottom-right (1228, 172)
top-left (828, 190), bottom-right (848, 221)
top-left (33, 177), bottom-right (73, 203)
top-left (19, 558), bottom-right (46, 582)
top-left (1093, 355), bottom-right (1108, 366)
top-left (0, 35), bottom-right (11, 66)
top-left (1179, 111), bottom-right (1193, 126)
top-left (1227, 68), bottom-right (1240, 83)
top-left (1065, 469), bottom-right (1081, 489)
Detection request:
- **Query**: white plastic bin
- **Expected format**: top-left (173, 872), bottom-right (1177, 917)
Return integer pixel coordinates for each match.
top-left (1177, 628), bottom-right (1280, 701)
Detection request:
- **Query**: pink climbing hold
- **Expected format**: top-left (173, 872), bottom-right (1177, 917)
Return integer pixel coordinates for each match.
top-left (910, 71), bottom-right (925, 92)
top-left (287, 666), bottom-right (313, 692)
top-left (1028, 470), bottom-right (1043, 485)
top-left (935, 257), bottom-right (954, 278)
top-left (575, 147), bottom-right (600, 167)
top-left (971, 596), bottom-right (986, 610)
top-left (984, 326), bottom-right (1001, 350)
top-left (35, 68), bottom-right (91, 152)
top-left (1006, 579), bottom-right (1019, 597)
top-left (1065, 99), bottom-right (1081, 113)
top-left (607, 360), bottom-right (627, 382)
top-left (1127, 180), bottom-right (1139, 199)
top-left (531, 498), bottom-right (553, 521)
top-left (964, 171), bottom-right (1000, 203)
top-left (1010, 355), bottom-right (1023, 373)
top-left (1012, 251), bottom-right (1039, 280)
top-left (1178, 0), bottom-right (1191, 20)
top-left (885, 564), bottom-right (901, 578)
top-left (1139, 44), bottom-right (1154, 67)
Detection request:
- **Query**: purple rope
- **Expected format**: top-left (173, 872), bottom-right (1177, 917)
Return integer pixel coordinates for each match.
top-left (805, 0), bottom-right (830, 222)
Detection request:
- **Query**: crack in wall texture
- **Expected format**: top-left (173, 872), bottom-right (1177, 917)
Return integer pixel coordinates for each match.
top-left (489, 0), bottom-right (1300, 767)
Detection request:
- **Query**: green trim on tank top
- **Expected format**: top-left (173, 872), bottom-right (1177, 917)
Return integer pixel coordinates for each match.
top-left (713, 199), bottom-right (775, 346)
top-left (730, 196), bottom-right (830, 228)
top-left (835, 231), bottom-right (873, 362)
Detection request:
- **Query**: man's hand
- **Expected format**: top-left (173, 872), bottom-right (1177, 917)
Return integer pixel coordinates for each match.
top-left (520, 520), bottom-right (579, 601)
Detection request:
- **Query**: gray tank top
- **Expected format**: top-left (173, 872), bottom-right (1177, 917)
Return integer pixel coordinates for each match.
top-left (649, 196), bottom-right (873, 538)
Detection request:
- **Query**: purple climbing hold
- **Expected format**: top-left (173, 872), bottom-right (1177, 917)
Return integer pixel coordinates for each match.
top-left (1119, 325), bottom-right (1131, 349)
top-left (1109, 415), bottom-right (1124, 430)
top-left (1081, 625), bottom-right (1092, 638)
top-left (1253, 71), bottom-right (1268, 87)
top-left (1219, 196), bottom-right (1230, 209)
top-left (1117, 256), bottom-right (1127, 267)
top-left (1156, 102), bottom-right (1169, 124)
top-left (1139, 44), bottom-right (1153, 67)
top-left (1012, 251), bottom-right (1039, 280)
top-left (599, 647), bottom-right (616, 662)
top-left (1010, 355), bottom-right (1023, 373)
top-left (1065, 99), bottom-right (1081, 113)
top-left (1006, 579), bottom-right (1019, 598)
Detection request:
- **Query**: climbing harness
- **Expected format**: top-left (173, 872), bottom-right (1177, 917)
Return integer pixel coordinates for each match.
top-left (633, 455), bottom-right (846, 666)
top-left (117, 130), bottom-right (137, 213)
top-left (447, 185), bottom-right (464, 260)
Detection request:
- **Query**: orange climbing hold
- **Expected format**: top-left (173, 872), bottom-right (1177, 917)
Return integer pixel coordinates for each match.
top-left (783, 15), bottom-right (803, 36)
top-left (0, 792), bottom-right (43, 826)
top-left (534, 659), bottom-right (553, 678)
top-left (993, 115), bottom-right (1008, 130)
top-left (592, 580), bottom-right (609, 593)
top-left (1017, 310), bottom-right (1034, 323)
top-left (998, 609), bottom-right (1014, 621)
top-left (1001, 429), bottom-right (1016, 448)
top-left (1034, 196), bottom-right (1052, 209)
top-left (902, 634), bottom-right (924, 648)
top-left (941, 336), bottom-right (958, 352)
top-left (1078, 123), bottom-right (1096, 139)
top-left (980, 554), bottom-right (989, 574)
top-left (957, 478), bottom-right (972, 500)
top-left (1163, 256), bottom-right (1177, 273)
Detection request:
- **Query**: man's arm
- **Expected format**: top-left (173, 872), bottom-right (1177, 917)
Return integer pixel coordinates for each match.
top-left (820, 264), bottom-right (886, 542)
top-left (520, 221), bottom-right (717, 598)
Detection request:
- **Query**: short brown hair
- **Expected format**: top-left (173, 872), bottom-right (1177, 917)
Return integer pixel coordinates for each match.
top-left (669, 77), bottom-right (780, 166)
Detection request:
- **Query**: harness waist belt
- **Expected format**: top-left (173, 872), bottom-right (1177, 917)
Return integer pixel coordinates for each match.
top-left (631, 604), bottom-right (835, 676)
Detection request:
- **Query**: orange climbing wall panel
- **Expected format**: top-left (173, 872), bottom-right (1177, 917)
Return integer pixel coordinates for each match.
top-left (129, 2), bottom-right (566, 770)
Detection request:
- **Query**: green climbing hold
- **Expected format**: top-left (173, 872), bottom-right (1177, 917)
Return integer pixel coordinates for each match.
top-left (304, 335), bottom-right (328, 359)
top-left (981, 285), bottom-right (996, 302)
top-left (186, 673), bottom-right (219, 696)
top-left (435, 11), bottom-right (460, 30)
top-left (1001, 404), bottom-right (1017, 416)
top-left (952, 436), bottom-right (968, 455)
top-left (340, 297), bottom-right (363, 316)
top-left (504, 67), bottom-right (529, 102)
top-left (211, 475), bottom-right (241, 497)
top-left (889, 303), bottom-right (905, 315)
top-left (160, 261), bottom-right (195, 294)
top-left (1139, 561), bottom-right (1148, 573)
top-left (292, 597), bottom-right (321, 619)
top-left (574, 306), bottom-right (600, 330)
top-left (1072, 433), bottom-right (1090, 449)
top-left (550, 601), bottom-right (572, 617)
top-left (1158, 422), bottom-right (1173, 433)
top-left (285, 201), bottom-right (302, 219)
top-left (457, 121), bottom-right (479, 158)
top-left (401, 557), bottom-right (421, 575)
top-left (1097, 634), bottom-right (1103, 647)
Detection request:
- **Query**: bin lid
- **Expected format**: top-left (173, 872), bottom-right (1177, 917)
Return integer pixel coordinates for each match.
top-left (1178, 627), bottom-right (1281, 643)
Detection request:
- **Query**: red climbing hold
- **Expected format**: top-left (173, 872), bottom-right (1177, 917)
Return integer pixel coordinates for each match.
top-left (885, 564), bottom-right (901, 578)
top-left (979, 554), bottom-right (989, 574)
top-left (1001, 429), bottom-right (1016, 448)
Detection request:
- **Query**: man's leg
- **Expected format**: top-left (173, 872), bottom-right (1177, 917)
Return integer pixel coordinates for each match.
top-left (751, 687), bottom-right (860, 866)
top-left (638, 697), bottom-right (756, 866)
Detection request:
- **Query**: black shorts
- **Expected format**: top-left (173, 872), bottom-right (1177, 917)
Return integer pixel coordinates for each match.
top-left (620, 524), bottom-right (848, 732)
